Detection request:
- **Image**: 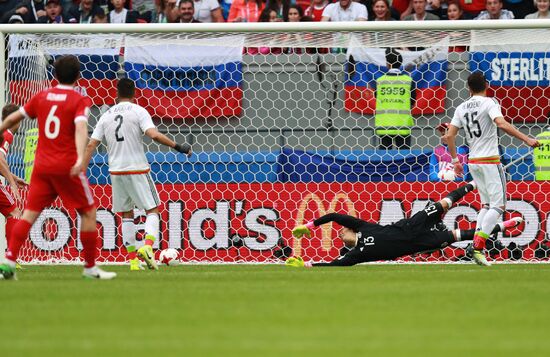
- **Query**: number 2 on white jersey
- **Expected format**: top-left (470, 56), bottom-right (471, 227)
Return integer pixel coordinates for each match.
top-left (45, 105), bottom-right (60, 139)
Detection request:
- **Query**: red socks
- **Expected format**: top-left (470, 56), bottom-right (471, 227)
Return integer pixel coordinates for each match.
top-left (5, 219), bottom-right (32, 262)
top-left (5, 216), bottom-right (18, 247)
top-left (80, 231), bottom-right (97, 268)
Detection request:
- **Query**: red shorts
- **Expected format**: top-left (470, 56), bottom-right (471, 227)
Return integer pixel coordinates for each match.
top-left (26, 171), bottom-right (96, 212)
top-left (0, 185), bottom-right (17, 216)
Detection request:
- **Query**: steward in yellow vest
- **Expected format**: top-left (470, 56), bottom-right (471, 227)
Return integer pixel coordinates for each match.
top-left (375, 48), bottom-right (415, 150)
top-left (534, 130), bottom-right (550, 180)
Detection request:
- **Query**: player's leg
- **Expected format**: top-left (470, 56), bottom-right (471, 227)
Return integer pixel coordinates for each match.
top-left (121, 211), bottom-right (142, 271)
top-left (112, 175), bottom-right (141, 270)
top-left (0, 186), bottom-right (21, 267)
top-left (418, 181), bottom-right (477, 231)
top-left (0, 174), bottom-right (57, 280)
top-left (129, 173), bottom-right (160, 270)
top-left (0, 209), bottom-right (41, 280)
top-left (54, 172), bottom-right (116, 279)
top-left (79, 206), bottom-right (116, 280)
top-left (437, 181), bottom-right (477, 212)
top-left (453, 216), bottom-right (523, 241)
top-left (472, 164), bottom-right (506, 266)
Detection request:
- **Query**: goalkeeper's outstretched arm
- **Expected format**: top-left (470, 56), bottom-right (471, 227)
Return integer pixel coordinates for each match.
top-left (144, 128), bottom-right (192, 156)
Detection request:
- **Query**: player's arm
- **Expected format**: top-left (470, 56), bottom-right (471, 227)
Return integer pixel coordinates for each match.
top-left (287, 249), bottom-right (363, 268)
top-left (494, 117), bottom-right (540, 148)
top-left (444, 124), bottom-right (463, 177)
top-left (83, 138), bottom-right (101, 173)
top-left (71, 120), bottom-right (89, 177)
top-left (0, 152), bottom-right (21, 201)
top-left (292, 213), bottom-right (365, 239)
top-left (312, 252), bottom-right (363, 267)
top-left (0, 111), bottom-right (24, 140)
top-left (144, 128), bottom-right (192, 157)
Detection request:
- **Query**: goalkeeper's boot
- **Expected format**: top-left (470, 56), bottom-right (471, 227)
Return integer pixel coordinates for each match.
top-left (471, 250), bottom-right (491, 267)
top-left (285, 256), bottom-right (305, 268)
top-left (130, 258), bottom-right (144, 271)
top-left (137, 245), bottom-right (158, 270)
top-left (82, 266), bottom-right (117, 280)
top-left (15, 262), bottom-right (24, 270)
top-left (0, 262), bottom-right (17, 280)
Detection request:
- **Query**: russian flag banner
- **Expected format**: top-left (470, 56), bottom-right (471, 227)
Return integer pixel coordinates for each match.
top-left (8, 34), bottom-right (121, 106)
top-left (124, 36), bottom-right (244, 120)
top-left (470, 41), bottom-right (550, 123)
top-left (344, 36), bottom-right (449, 115)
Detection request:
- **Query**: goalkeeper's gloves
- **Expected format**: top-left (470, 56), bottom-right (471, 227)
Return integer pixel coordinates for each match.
top-left (292, 225), bottom-right (311, 239)
top-left (285, 256), bottom-right (305, 268)
top-left (174, 143), bottom-right (192, 156)
top-left (285, 256), bottom-right (312, 268)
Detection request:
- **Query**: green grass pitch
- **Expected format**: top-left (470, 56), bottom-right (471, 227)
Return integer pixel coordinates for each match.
top-left (1, 264), bottom-right (549, 356)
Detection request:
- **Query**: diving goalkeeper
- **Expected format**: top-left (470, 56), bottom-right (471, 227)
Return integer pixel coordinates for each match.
top-left (287, 182), bottom-right (521, 267)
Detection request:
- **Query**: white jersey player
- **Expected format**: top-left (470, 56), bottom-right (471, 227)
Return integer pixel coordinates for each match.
top-left (446, 72), bottom-right (539, 267)
top-left (84, 78), bottom-right (191, 271)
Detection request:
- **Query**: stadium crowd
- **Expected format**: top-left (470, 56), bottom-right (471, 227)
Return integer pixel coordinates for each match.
top-left (1, 0), bottom-right (548, 24)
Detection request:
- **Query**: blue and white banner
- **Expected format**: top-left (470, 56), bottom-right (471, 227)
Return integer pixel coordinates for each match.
top-left (470, 41), bottom-right (550, 123)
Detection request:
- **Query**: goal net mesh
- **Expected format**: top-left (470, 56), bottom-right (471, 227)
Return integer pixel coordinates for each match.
top-left (4, 27), bottom-right (550, 264)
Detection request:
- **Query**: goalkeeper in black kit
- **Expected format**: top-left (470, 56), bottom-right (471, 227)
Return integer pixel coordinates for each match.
top-left (286, 182), bottom-right (522, 267)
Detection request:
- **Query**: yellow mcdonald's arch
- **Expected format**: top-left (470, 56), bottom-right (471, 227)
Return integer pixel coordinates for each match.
top-left (293, 192), bottom-right (356, 256)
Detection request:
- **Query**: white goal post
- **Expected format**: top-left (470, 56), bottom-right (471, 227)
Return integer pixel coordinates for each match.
top-left (1, 20), bottom-right (550, 264)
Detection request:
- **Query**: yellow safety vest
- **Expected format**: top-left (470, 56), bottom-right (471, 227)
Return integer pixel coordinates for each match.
top-left (375, 74), bottom-right (413, 136)
top-left (534, 130), bottom-right (550, 180)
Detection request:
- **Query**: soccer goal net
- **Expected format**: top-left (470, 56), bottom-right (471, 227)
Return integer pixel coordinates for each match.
top-left (2, 21), bottom-right (550, 264)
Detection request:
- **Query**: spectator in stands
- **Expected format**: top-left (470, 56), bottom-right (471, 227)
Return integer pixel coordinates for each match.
top-left (219, 0), bottom-right (232, 20)
top-left (370, 0), bottom-right (394, 20)
top-left (287, 4), bottom-right (305, 20)
top-left (193, 0), bottom-right (225, 22)
top-left (180, 0), bottom-right (201, 22)
top-left (425, 0), bottom-right (447, 19)
top-left (525, 0), bottom-right (550, 19)
top-left (395, 0), bottom-right (413, 19)
top-left (447, 2), bottom-right (464, 19)
top-left (109, 0), bottom-right (139, 22)
top-left (403, 0), bottom-right (440, 20)
top-left (0, 0), bottom-right (20, 24)
top-left (8, 14), bottom-right (25, 23)
top-left (375, 48), bottom-right (415, 150)
top-left (266, 0), bottom-right (291, 20)
top-left (259, 6), bottom-right (279, 21)
top-left (247, 7), bottom-right (283, 54)
top-left (154, 0), bottom-right (166, 21)
top-left (321, 0), bottom-right (368, 21)
top-left (475, 0), bottom-right (514, 19)
top-left (93, 8), bottom-right (109, 22)
top-left (7, 0), bottom-right (47, 23)
top-left (429, 122), bottom-right (469, 182)
top-left (457, 0), bottom-right (485, 17)
top-left (38, 0), bottom-right (68, 23)
top-left (447, 3), bottom-right (468, 52)
top-left (67, 0), bottom-right (103, 23)
top-left (304, 0), bottom-right (329, 21)
top-left (503, 0), bottom-right (535, 19)
top-left (133, 0), bottom-right (158, 22)
top-left (228, 0), bottom-right (265, 22)
top-left (159, 0), bottom-right (181, 21)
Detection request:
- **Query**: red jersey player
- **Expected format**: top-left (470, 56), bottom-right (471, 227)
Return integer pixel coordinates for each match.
top-left (0, 55), bottom-right (116, 280)
top-left (0, 104), bottom-right (26, 264)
